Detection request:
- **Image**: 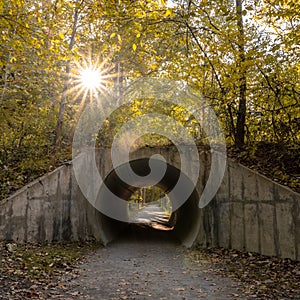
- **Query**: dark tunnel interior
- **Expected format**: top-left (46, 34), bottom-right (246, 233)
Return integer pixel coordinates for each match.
top-left (96, 158), bottom-right (201, 247)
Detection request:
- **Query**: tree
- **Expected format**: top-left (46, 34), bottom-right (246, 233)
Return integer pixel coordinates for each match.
top-left (234, 0), bottom-right (247, 149)
top-left (0, 0), bottom-right (299, 198)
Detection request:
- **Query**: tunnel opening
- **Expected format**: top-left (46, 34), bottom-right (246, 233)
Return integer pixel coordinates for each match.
top-left (128, 186), bottom-right (174, 231)
top-left (96, 158), bottom-right (201, 247)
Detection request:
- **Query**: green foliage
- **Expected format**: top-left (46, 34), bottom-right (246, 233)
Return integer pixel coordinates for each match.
top-left (0, 0), bottom-right (299, 198)
top-left (96, 97), bottom-right (205, 148)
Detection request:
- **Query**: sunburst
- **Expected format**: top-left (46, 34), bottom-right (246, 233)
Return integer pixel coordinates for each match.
top-left (67, 54), bottom-right (117, 112)
top-left (80, 67), bottom-right (102, 90)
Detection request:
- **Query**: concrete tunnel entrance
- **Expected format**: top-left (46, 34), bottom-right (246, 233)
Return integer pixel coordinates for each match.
top-left (96, 158), bottom-right (201, 247)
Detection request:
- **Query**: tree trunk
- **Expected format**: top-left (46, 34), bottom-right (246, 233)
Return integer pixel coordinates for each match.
top-left (235, 0), bottom-right (247, 149)
top-left (54, 4), bottom-right (79, 148)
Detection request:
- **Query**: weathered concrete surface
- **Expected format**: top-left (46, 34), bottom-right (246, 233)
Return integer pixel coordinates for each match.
top-left (0, 146), bottom-right (299, 260)
top-left (0, 155), bottom-right (122, 245)
top-left (200, 159), bottom-right (300, 260)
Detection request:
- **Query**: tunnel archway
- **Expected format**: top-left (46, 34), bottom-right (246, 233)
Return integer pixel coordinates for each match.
top-left (96, 158), bottom-right (201, 247)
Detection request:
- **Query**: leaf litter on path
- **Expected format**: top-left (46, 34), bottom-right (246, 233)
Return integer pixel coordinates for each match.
top-left (1, 239), bottom-right (299, 299)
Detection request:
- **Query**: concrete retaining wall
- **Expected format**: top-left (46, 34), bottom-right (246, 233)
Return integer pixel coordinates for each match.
top-left (0, 156), bottom-right (113, 244)
top-left (196, 159), bottom-right (300, 260)
top-left (0, 147), bottom-right (299, 260)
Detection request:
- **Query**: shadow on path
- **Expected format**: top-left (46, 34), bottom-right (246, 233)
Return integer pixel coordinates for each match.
top-left (61, 212), bottom-right (247, 300)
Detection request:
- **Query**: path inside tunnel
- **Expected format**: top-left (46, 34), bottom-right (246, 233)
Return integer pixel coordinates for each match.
top-left (129, 203), bottom-right (174, 231)
top-left (58, 206), bottom-right (247, 300)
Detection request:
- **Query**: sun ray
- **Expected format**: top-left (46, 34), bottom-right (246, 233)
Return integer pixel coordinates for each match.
top-left (70, 58), bottom-right (117, 101)
top-left (68, 86), bottom-right (86, 104)
top-left (64, 49), bottom-right (122, 135)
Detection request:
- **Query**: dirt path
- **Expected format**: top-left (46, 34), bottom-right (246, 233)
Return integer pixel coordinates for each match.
top-left (62, 223), bottom-right (246, 300)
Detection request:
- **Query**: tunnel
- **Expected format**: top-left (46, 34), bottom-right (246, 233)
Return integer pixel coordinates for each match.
top-left (95, 158), bottom-right (201, 247)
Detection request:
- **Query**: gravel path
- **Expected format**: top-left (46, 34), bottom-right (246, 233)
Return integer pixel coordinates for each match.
top-left (0, 204), bottom-right (248, 299)
top-left (64, 222), bottom-right (246, 299)
top-left (1, 205), bottom-right (298, 299)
